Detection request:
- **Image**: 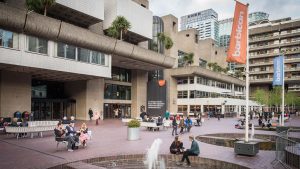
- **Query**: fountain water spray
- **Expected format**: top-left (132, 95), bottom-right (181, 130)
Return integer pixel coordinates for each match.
top-left (250, 123), bottom-right (255, 140)
top-left (144, 138), bottom-right (165, 169)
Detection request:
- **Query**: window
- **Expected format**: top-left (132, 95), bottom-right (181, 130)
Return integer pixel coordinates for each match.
top-left (91, 51), bottom-right (106, 65)
top-left (177, 91), bottom-right (188, 98)
top-left (0, 29), bottom-right (18, 49)
top-left (104, 84), bottom-right (131, 100)
top-left (78, 48), bottom-right (90, 63)
top-left (57, 42), bottom-right (76, 60)
top-left (178, 105), bottom-right (187, 113)
top-left (190, 77), bottom-right (194, 84)
top-left (177, 78), bottom-right (188, 84)
top-left (28, 36), bottom-right (48, 54)
top-left (111, 67), bottom-right (131, 82)
top-left (190, 90), bottom-right (195, 98)
top-left (190, 105), bottom-right (201, 113)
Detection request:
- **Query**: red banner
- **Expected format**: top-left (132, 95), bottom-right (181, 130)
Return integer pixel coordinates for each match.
top-left (226, 1), bottom-right (248, 64)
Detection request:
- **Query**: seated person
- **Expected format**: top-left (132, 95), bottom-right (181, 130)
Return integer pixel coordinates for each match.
top-left (177, 135), bottom-right (199, 167)
top-left (79, 123), bottom-right (89, 147)
top-left (142, 115), bottom-right (149, 122)
top-left (258, 118), bottom-right (262, 126)
top-left (10, 118), bottom-right (19, 127)
top-left (170, 136), bottom-right (184, 154)
top-left (157, 116), bottom-right (163, 126)
top-left (65, 121), bottom-right (79, 150)
top-left (184, 117), bottom-right (193, 132)
top-left (54, 122), bottom-right (77, 152)
top-left (62, 116), bottom-right (70, 124)
top-left (0, 117), bottom-right (4, 128)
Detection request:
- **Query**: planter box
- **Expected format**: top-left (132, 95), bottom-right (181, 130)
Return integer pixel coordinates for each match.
top-left (234, 141), bottom-right (259, 156)
top-left (276, 126), bottom-right (290, 133)
top-left (127, 127), bottom-right (140, 141)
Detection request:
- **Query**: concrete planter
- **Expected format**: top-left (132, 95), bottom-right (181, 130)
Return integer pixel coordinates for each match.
top-left (127, 127), bottom-right (140, 141)
top-left (234, 141), bottom-right (259, 156)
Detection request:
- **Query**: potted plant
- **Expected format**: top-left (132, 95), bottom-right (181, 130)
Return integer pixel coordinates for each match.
top-left (127, 119), bottom-right (140, 141)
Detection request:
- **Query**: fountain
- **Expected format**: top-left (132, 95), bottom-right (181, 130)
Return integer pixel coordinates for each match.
top-left (144, 138), bottom-right (165, 169)
top-left (250, 123), bottom-right (255, 140)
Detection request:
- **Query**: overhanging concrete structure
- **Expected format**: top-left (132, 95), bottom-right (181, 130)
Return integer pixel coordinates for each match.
top-left (166, 66), bottom-right (245, 86)
top-left (0, 3), bottom-right (175, 72)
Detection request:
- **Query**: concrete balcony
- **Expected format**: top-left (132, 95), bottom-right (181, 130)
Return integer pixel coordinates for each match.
top-left (48, 0), bottom-right (104, 27)
top-left (249, 32), bottom-right (300, 44)
top-left (250, 77), bottom-right (300, 84)
top-left (103, 0), bottom-right (153, 43)
top-left (249, 50), bottom-right (300, 59)
top-left (249, 68), bottom-right (300, 75)
top-left (249, 43), bottom-right (279, 51)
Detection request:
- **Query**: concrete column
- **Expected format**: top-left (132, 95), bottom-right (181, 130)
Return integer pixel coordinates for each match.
top-left (65, 78), bottom-right (104, 120)
top-left (131, 70), bottom-right (148, 118)
top-left (221, 104), bottom-right (225, 114)
top-left (201, 105), bottom-right (204, 113)
top-left (0, 71), bottom-right (31, 117)
top-left (164, 69), bottom-right (177, 114)
top-left (86, 79), bottom-right (104, 120)
top-left (238, 105), bottom-right (241, 115)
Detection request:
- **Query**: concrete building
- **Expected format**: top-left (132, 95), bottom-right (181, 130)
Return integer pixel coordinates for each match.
top-left (235, 18), bottom-right (300, 96)
top-left (162, 15), bottom-right (227, 69)
top-left (159, 15), bottom-right (260, 116)
top-left (164, 67), bottom-right (260, 117)
top-left (180, 9), bottom-right (219, 43)
top-left (0, 0), bottom-right (175, 120)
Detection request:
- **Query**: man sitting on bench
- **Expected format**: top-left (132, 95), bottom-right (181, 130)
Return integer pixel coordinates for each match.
top-left (54, 122), bottom-right (77, 152)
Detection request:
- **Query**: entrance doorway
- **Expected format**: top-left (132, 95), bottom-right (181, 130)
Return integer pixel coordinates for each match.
top-left (31, 99), bottom-right (76, 120)
top-left (103, 104), bottom-right (131, 119)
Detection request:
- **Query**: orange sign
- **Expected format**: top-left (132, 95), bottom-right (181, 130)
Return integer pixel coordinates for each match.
top-left (226, 1), bottom-right (248, 64)
top-left (158, 80), bottom-right (166, 87)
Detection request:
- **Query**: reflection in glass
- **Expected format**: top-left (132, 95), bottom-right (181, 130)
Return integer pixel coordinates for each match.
top-left (57, 42), bottom-right (76, 60)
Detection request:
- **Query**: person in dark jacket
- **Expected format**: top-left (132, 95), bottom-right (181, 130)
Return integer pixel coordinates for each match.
top-left (170, 136), bottom-right (184, 154)
top-left (65, 121), bottom-right (79, 150)
top-left (177, 135), bottom-right (200, 167)
top-left (54, 122), bottom-right (76, 152)
top-left (172, 118), bottom-right (178, 136)
top-left (88, 108), bottom-right (93, 120)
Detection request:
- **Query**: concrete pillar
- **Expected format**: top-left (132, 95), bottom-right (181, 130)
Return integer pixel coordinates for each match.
top-left (64, 78), bottom-right (104, 120)
top-left (238, 105), bottom-right (241, 115)
top-left (221, 104), bottom-right (225, 114)
top-left (0, 71), bottom-right (31, 117)
top-left (201, 105), bottom-right (204, 113)
top-left (86, 79), bottom-right (104, 120)
top-left (131, 70), bottom-right (147, 118)
top-left (164, 69), bottom-right (177, 114)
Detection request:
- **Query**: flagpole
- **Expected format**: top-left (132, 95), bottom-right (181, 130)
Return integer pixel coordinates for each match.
top-left (245, 3), bottom-right (250, 143)
top-left (282, 57), bottom-right (285, 126)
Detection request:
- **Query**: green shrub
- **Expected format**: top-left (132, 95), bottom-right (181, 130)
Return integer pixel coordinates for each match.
top-left (128, 119), bottom-right (140, 128)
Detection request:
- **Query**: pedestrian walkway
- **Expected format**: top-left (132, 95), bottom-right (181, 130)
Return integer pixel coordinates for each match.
top-left (0, 116), bottom-right (299, 169)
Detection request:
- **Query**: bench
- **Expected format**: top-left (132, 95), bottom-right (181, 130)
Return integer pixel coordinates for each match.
top-left (140, 122), bottom-right (163, 131)
top-left (5, 121), bottom-right (58, 139)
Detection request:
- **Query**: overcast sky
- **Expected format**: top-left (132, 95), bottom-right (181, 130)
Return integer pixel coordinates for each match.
top-left (149, 0), bottom-right (300, 21)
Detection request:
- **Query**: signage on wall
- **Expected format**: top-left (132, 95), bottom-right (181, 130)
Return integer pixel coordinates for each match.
top-left (147, 80), bottom-right (167, 116)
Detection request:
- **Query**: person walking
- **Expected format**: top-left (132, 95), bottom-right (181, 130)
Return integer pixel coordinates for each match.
top-left (172, 118), bottom-right (178, 136)
top-left (179, 117), bottom-right (185, 134)
top-left (177, 135), bottom-right (200, 167)
top-left (88, 108), bottom-right (93, 121)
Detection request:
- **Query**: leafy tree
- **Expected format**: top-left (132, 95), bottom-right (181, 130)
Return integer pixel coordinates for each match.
top-left (106, 16), bottom-right (131, 40)
top-left (234, 70), bottom-right (243, 78)
top-left (183, 53), bottom-right (194, 67)
top-left (253, 89), bottom-right (270, 106)
top-left (157, 33), bottom-right (173, 52)
top-left (26, 0), bottom-right (55, 16)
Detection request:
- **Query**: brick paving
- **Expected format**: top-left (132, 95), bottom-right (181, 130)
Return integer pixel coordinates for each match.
top-left (0, 116), bottom-right (299, 169)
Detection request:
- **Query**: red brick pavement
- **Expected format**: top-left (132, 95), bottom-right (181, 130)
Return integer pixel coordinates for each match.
top-left (1, 116), bottom-right (299, 169)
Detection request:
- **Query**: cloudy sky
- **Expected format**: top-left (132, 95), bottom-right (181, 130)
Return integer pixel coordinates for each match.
top-left (149, 0), bottom-right (300, 21)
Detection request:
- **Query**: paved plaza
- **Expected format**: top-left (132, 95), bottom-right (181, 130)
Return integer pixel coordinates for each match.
top-left (0, 116), bottom-right (299, 169)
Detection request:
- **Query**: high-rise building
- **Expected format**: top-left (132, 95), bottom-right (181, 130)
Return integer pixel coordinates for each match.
top-left (218, 18), bottom-right (233, 48)
top-left (249, 12), bottom-right (269, 26)
top-left (235, 18), bottom-right (300, 96)
top-left (180, 9), bottom-right (219, 42)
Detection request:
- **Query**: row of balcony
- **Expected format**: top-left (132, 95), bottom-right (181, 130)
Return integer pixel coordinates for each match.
top-left (249, 40), bottom-right (300, 51)
top-left (249, 67), bottom-right (300, 75)
top-left (249, 30), bottom-right (300, 44)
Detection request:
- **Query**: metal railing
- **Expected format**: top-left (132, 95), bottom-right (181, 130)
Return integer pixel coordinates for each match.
top-left (272, 129), bottom-right (300, 169)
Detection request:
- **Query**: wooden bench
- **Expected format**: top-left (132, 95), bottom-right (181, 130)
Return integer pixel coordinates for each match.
top-left (5, 121), bottom-right (58, 139)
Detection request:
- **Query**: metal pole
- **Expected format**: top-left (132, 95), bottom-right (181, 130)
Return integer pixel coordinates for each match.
top-left (245, 5), bottom-right (250, 142)
top-left (281, 57), bottom-right (285, 126)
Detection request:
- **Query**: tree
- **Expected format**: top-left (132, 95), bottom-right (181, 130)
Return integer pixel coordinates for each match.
top-left (26, 0), bottom-right (55, 16)
top-left (183, 53), bottom-right (194, 67)
top-left (270, 86), bottom-right (282, 113)
top-left (253, 89), bottom-right (270, 106)
top-left (106, 16), bottom-right (131, 40)
top-left (157, 32), bottom-right (173, 52)
top-left (234, 70), bottom-right (243, 78)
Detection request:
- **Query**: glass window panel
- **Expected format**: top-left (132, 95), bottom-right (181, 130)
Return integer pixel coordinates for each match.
top-left (57, 42), bottom-right (76, 59)
top-left (91, 51), bottom-right (101, 64)
top-left (0, 29), bottom-right (15, 48)
top-left (28, 36), bottom-right (48, 54)
top-left (78, 48), bottom-right (90, 63)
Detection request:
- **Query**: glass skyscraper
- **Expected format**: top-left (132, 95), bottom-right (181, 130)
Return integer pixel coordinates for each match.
top-left (180, 9), bottom-right (219, 43)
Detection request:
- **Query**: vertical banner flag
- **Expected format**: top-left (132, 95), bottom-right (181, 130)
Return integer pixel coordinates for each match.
top-left (273, 56), bottom-right (284, 86)
top-left (226, 1), bottom-right (248, 64)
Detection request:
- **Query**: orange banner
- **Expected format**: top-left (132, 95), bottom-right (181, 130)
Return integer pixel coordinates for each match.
top-left (226, 1), bottom-right (248, 64)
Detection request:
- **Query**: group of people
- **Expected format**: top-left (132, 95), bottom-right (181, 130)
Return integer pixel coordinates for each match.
top-left (171, 115), bottom-right (193, 136)
top-left (169, 135), bottom-right (200, 167)
top-left (54, 117), bottom-right (90, 152)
